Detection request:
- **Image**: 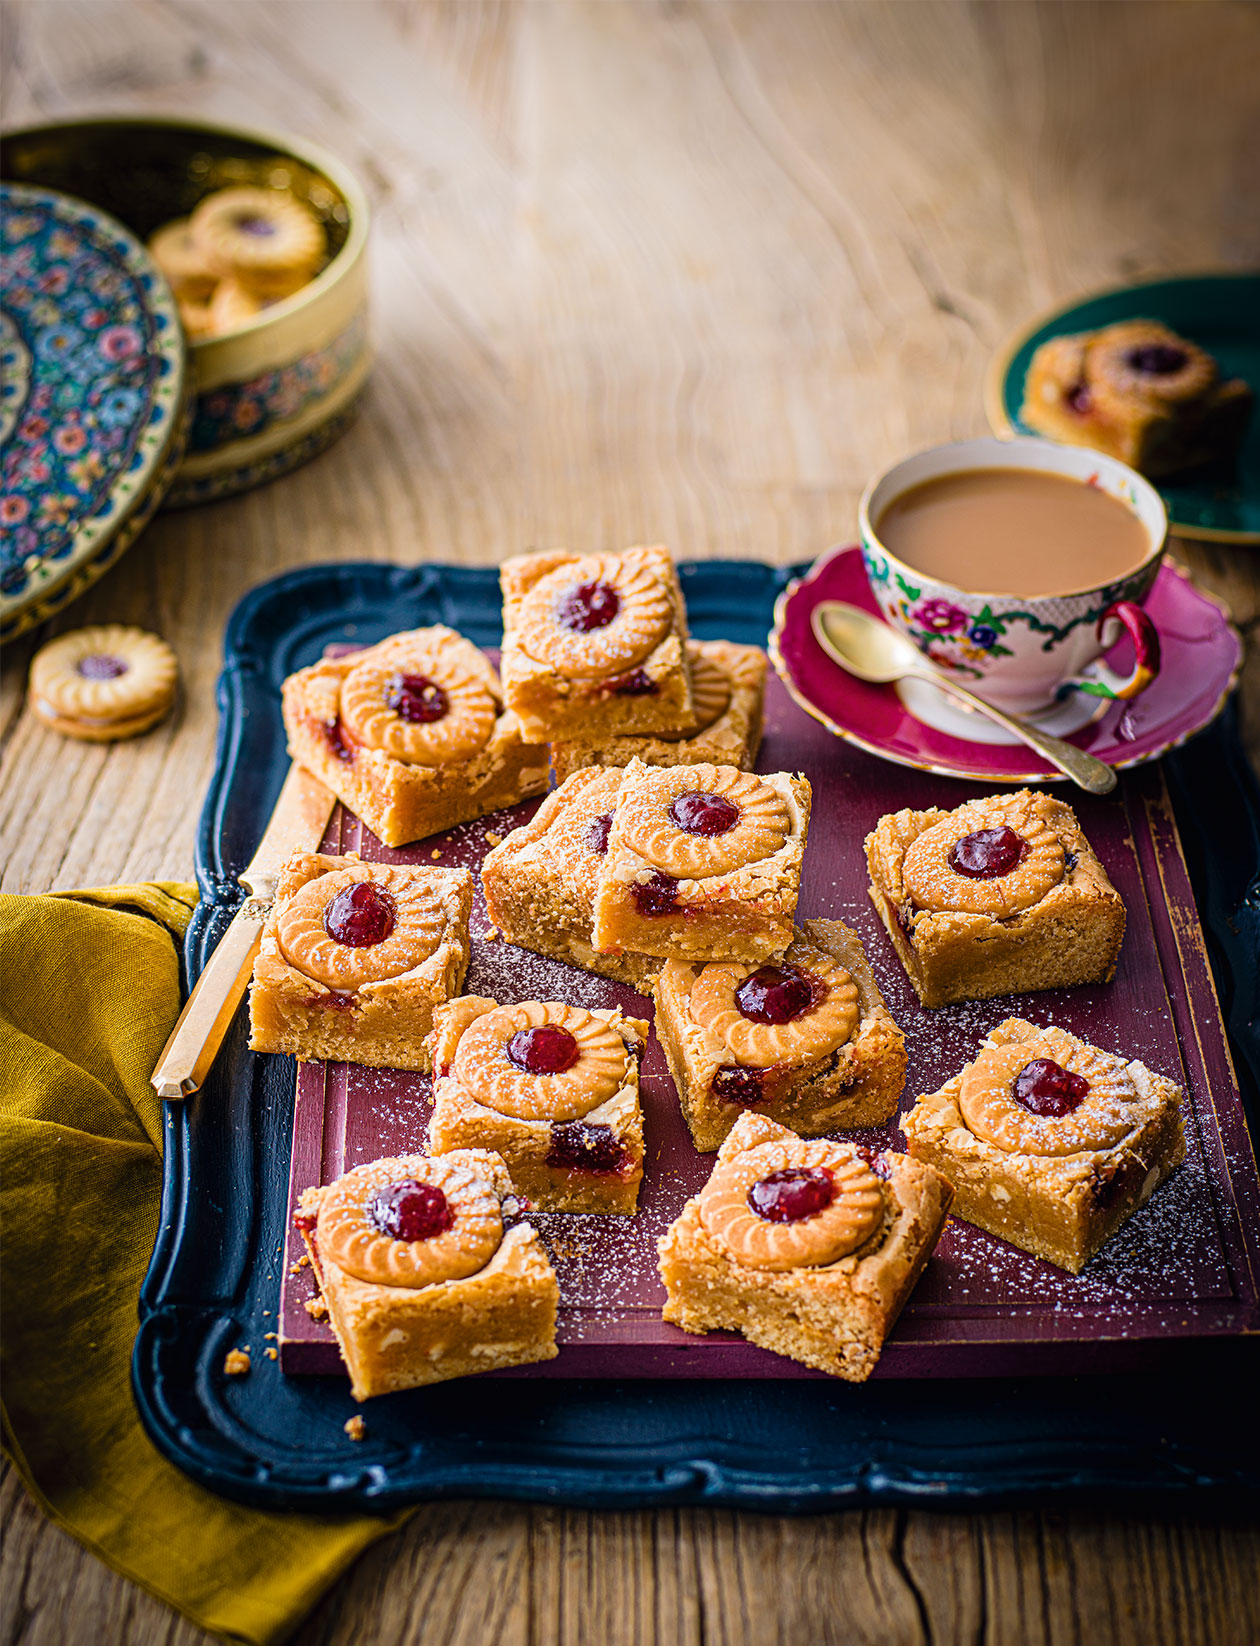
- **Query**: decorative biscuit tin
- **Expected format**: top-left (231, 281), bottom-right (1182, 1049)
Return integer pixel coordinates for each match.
top-left (2, 116), bottom-right (370, 510)
top-left (0, 182), bottom-right (188, 641)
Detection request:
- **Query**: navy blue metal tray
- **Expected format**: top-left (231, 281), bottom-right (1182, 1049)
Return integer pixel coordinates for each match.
top-left (134, 559), bottom-right (1260, 1513)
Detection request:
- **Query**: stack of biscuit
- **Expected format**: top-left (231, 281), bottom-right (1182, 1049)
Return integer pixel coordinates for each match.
top-left (148, 185), bottom-right (327, 339)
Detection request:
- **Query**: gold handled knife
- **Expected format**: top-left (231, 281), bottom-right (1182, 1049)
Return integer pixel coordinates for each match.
top-left (151, 763), bottom-right (338, 1100)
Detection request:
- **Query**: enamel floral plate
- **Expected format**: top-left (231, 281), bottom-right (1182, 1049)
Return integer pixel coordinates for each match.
top-left (770, 545), bottom-right (1242, 784)
top-left (987, 272), bottom-right (1260, 544)
top-left (0, 183), bottom-right (188, 640)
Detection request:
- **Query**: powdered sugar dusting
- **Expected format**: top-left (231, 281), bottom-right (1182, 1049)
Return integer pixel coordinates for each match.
top-left (279, 673), bottom-right (1253, 1375)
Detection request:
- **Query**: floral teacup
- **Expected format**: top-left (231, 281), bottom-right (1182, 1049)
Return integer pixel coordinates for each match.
top-left (859, 436), bottom-right (1166, 726)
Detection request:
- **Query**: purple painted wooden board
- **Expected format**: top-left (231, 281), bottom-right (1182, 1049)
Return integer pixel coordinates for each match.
top-left (280, 674), bottom-right (1260, 1378)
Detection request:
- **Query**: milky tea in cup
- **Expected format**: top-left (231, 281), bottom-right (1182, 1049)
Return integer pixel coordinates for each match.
top-left (859, 436), bottom-right (1167, 720)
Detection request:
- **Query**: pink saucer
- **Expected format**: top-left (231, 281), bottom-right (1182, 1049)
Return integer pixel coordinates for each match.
top-left (770, 546), bottom-right (1241, 783)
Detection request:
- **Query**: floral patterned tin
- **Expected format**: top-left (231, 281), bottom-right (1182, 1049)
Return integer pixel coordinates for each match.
top-left (0, 182), bottom-right (188, 641)
top-left (2, 116), bottom-right (370, 510)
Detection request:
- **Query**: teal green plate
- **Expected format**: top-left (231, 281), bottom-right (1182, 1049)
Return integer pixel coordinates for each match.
top-left (987, 272), bottom-right (1260, 543)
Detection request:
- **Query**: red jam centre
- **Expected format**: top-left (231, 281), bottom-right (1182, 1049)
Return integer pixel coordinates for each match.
top-left (323, 881), bottom-right (397, 947)
top-left (711, 1065), bottom-right (767, 1106)
top-left (949, 825), bottom-right (1028, 879)
top-left (235, 214), bottom-right (277, 237)
top-left (558, 579), bottom-right (620, 632)
top-left (735, 963), bottom-right (823, 1025)
top-left (747, 1166), bottom-right (836, 1223)
top-left (546, 1120), bottom-right (627, 1174)
top-left (607, 667), bottom-right (657, 697)
top-left (1128, 344), bottom-right (1187, 376)
top-left (507, 1023), bottom-right (581, 1075)
top-left (668, 791), bottom-right (739, 837)
top-left (76, 653), bottom-right (128, 679)
top-left (385, 672), bottom-right (450, 724)
top-left (585, 813), bottom-right (613, 854)
top-left (1012, 1057), bottom-right (1090, 1117)
top-left (325, 718), bottom-right (356, 762)
top-left (369, 1179), bottom-right (454, 1242)
top-left (853, 1145), bottom-right (892, 1180)
top-left (630, 870), bottom-right (679, 917)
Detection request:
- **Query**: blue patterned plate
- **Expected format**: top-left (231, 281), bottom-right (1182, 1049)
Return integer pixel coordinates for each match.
top-left (0, 183), bottom-right (188, 639)
top-left (987, 273), bottom-right (1260, 544)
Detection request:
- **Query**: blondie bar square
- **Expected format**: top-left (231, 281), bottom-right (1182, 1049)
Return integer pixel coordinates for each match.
top-left (282, 625), bottom-right (548, 847)
top-left (428, 996), bottom-right (648, 1214)
top-left (499, 546), bottom-right (694, 741)
top-left (296, 1150), bottom-right (558, 1399)
top-left (902, 1017), bottom-right (1185, 1273)
top-left (865, 789), bottom-right (1125, 1008)
top-left (658, 1113), bottom-right (953, 1380)
top-left (653, 918), bottom-right (906, 1152)
top-left (248, 851), bottom-right (472, 1072)
top-left (593, 759), bottom-right (810, 964)
top-left (1020, 320), bottom-right (1252, 478)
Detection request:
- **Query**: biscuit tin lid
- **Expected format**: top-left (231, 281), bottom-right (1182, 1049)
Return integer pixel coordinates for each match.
top-left (1, 181), bottom-right (188, 640)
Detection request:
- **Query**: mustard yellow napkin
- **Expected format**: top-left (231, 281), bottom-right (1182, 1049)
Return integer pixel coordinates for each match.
top-left (0, 885), bottom-right (404, 1644)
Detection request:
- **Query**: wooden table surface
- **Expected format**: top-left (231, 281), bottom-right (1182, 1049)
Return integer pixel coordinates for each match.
top-left (3, 2), bottom-right (1259, 1641)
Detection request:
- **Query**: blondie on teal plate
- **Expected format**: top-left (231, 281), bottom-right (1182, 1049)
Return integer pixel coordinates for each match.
top-left (987, 272), bottom-right (1260, 544)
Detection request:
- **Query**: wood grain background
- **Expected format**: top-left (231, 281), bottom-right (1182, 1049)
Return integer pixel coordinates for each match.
top-left (3, 2), bottom-right (1259, 1641)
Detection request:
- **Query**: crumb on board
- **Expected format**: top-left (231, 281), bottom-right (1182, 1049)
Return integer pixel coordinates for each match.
top-left (430, 848), bottom-right (443, 859)
top-left (265, 1331), bottom-right (277, 1341)
top-left (223, 1348), bottom-right (251, 1376)
top-left (265, 1347), bottom-right (278, 1360)
top-left (484, 926), bottom-right (500, 942)
top-left (304, 1296), bottom-right (330, 1323)
top-left (484, 831), bottom-right (502, 847)
top-left (290, 1255), bottom-right (311, 1274)
top-left (344, 1416), bottom-right (366, 1441)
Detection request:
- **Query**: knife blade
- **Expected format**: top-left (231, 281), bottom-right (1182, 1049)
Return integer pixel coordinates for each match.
top-left (151, 763), bottom-right (337, 1100)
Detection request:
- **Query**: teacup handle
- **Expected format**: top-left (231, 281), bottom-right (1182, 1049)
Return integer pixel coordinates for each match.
top-left (1061, 600), bottom-right (1162, 703)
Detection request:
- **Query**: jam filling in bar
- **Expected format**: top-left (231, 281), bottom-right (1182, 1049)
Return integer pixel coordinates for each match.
top-left (658, 1112), bottom-right (953, 1381)
top-left (428, 996), bottom-right (648, 1214)
top-left (282, 624), bottom-right (548, 847)
top-left (902, 1016), bottom-right (1185, 1274)
top-left (499, 546), bottom-right (695, 742)
top-left (296, 1150), bottom-right (558, 1399)
top-left (653, 918), bottom-right (906, 1152)
top-left (865, 788), bottom-right (1125, 1008)
top-left (248, 851), bottom-right (472, 1071)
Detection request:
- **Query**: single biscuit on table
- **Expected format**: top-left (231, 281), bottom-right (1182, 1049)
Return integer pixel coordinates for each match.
top-left (864, 788), bottom-right (1125, 1008)
top-left (296, 1150), bottom-right (558, 1399)
top-left (902, 1017), bottom-right (1185, 1273)
top-left (499, 545), bottom-right (696, 742)
top-left (248, 851), bottom-right (472, 1072)
top-left (29, 625), bottom-right (178, 742)
top-left (592, 758), bottom-right (810, 965)
top-left (548, 639), bottom-right (766, 785)
top-left (658, 1112), bottom-right (954, 1381)
top-left (282, 625), bottom-right (549, 847)
top-left (653, 918), bottom-right (906, 1152)
top-left (428, 995), bottom-right (648, 1214)
top-left (189, 185), bottom-right (325, 296)
top-left (480, 765), bottom-right (659, 991)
